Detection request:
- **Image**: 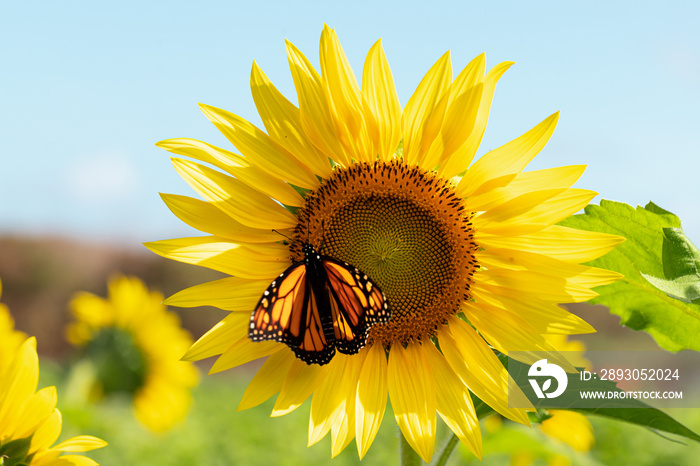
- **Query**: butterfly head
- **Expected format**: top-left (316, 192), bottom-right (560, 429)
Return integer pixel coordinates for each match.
top-left (301, 242), bottom-right (318, 261)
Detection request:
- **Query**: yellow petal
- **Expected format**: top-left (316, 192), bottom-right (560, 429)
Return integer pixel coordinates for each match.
top-left (463, 299), bottom-right (577, 372)
top-left (157, 137), bottom-right (246, 170)
top-left (473, 283), bottom-right (596, 334)
top-left (476, 224), bottom-right (625, 263)
top-left (448, 53), bottom-right (486, 103)
top-left (462, 299), bottom-right (557, 356)
top-left (570, 267), bottom-right (624, 288)
top-left (424, 54), bottom-right (487, 170)
top-left (474, 188), bottom-right (567, 227)
top-left (0, 337), bottom-right (39, 433)
top-left (479, 247), bottom-right (598, 278)
top-left (250, 62), bottom-right (332, 178)
top-left (156, 138), bottom-right (304, 206)
top-left (440, 317), bottom-right (531, 424)
top-left (320, 25), bottom-right (378, 163)
top-left (423, 82), bottom-right (482, 169)
top-left (286, 39), bottom-right (351, 167)
top-left (68, 293), bottom-right (112, 329)
top-left (478, 247), bottom-right (623, 289)
top-left (12, 386), bottom-right (56, 440)
top-left (457, 111), bottom-right (559, 198)
top-left (466, 165), bottom-right (587, 213)
top-left (388, 342), bottom-right (436, 463)
top-left (474, 268), bottom-right (598, 303)
top-left (37, 455), bottom-right (99, 466)
top-left (330, 350), bottom-right (366, 457)
top-left (133, 380), bottom-right (192, 432)
top-left (51, 435), bottom-right (108, 452)
top-left (440, 61), bottom-right (514, 179)
top-left (30, 408), bottom-right (61, 454)
top-left (164, 277), bottom-right (269, 311)
top-left (331, 401), bottom-right (354, 458)
top-left (209, 337), bottom-right (281, 374)
top-left (475, 189), bottom-right (598, 236)
top-left (160, 193), bottom-right (291, 243)
top-left (172, 158), bottom-right (297, 229)
top-left (272, 359), bottom-right (328, 416)
top-left (143, 236), bottom-right (288, 280)
top-left (308, 355), bottom-right (349, 445)
top-left (362, 39), bottom-right (401, 161)
top-left (238, 350), bottom-right (295, 411)
top-left (199, 104), bottom-right (319, 189)
top-left (541, 410), bottom-right (594, 452)
top-left (181, 312), bottom-right (250, 361)
top-left (402, 51), bottom-right (452, 166)
top-left (355, 344), bottom-right (388, 459)
top-left (422, 341), bottom-right (482, 459)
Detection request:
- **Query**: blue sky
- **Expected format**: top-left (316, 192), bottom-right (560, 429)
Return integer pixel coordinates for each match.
top-left (2, 1), bottom-right (699, 246)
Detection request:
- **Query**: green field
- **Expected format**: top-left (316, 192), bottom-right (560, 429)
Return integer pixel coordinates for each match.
top-left (43, 362), bottom-right (700, 466)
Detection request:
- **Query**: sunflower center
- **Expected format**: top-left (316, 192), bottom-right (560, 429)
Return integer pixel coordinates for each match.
top-left (86, 327), bottom-right (148, 395)
top-left (292, 160), bottom-right (478, 347)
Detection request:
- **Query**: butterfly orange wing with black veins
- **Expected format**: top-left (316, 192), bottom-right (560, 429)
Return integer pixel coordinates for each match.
top-left (249, 260), bottom-right (337, 365)
top-left (322, 257), bottom-right (391, 355)
top-left (249, 243), bottom-right (391, 365)
top-left (249, 263), bottom-right (308, 347)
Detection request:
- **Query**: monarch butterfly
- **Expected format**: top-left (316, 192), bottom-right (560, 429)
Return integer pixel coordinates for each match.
top-left (249, 242), bottom-right (391, 365)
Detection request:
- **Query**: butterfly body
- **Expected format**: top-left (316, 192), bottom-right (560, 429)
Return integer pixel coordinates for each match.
top-left (249, 242), bottom-right (390, 365)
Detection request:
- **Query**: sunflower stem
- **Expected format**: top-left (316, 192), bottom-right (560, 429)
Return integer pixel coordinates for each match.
top-left (399, 428), bottom-right (422, 466)
top-left (432, 433), bottom-right (459, 466)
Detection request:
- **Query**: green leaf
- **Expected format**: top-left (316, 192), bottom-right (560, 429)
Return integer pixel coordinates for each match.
top-left (571, 406), bottom-right (700, 444)
top-left (661, 227), bottom-right (700, 278)
top-left (505, 355), bottom-right (700, 450)
top-left (642, 273), bottom-right (700, 303)
top-left (0, 436), bottom-right (32, 466)
top-left (506, 357), bottom-right (700, 444)
top-left (641, 227), bottom-right (700, 303)
top-left (559, 200), bottom-right (700, 351)
top-left (471, 393), bottom-right (497, 420)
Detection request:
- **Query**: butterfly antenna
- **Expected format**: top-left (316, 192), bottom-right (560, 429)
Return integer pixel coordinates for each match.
top-left (272, 229), bottom-right (293, 242)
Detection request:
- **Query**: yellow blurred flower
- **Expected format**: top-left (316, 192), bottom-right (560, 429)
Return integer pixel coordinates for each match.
top-left (0, 327), bottom-right (106, 465)
top-left (541, 410), bottom-right (594, 453)
top-left (5, 279), bottom-right (106, 465)
top-left (0, 280), bottom-right (27, 375)
top-left (147, 25), bottom-right (622, 461)
top-left (66, 275), bottom-right (198, 432)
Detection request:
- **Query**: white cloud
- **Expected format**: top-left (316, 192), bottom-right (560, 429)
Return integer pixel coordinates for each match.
top-left (66, 153), bottom-right (139, 203)
top-left (660, 38), bottom-right (700, 83)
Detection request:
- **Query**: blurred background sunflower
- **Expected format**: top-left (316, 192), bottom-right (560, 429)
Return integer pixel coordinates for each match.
top-left (0, 278), bottom-right (106, 466)
top-left (65, 275), bottom-right (198, 432)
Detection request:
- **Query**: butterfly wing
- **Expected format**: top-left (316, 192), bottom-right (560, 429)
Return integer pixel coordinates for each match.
top-left (249, 263), bottom-right (308, 347)
top-left (290, 283), bottom-right (336, 365)
top-left (322, 257), bottom-right (391, 355)
top-left (249, 262), bottom-right (336, 365)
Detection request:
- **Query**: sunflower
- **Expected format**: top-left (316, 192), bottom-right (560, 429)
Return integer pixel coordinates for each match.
top-left (147, 25), bottom-right (623, 462)
top-left (66, 275), bottom-right (198, 433)
top-left (1, 279), bottom-right (106, 465)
